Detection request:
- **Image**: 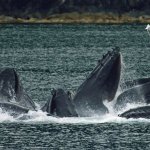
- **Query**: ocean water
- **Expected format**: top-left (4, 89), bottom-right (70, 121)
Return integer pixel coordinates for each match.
top-left (0, 24), bottom-right (150, 149)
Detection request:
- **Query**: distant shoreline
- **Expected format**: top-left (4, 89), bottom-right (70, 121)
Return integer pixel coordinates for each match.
top-left (0, 12), bottom-right (150, 24)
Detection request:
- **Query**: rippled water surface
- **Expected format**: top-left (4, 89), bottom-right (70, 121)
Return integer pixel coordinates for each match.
top-left (0, 24), bottom-right (150, 149)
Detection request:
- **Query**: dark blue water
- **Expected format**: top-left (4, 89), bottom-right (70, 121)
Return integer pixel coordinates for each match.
top-left (0, 24), bottom-right (150, 149)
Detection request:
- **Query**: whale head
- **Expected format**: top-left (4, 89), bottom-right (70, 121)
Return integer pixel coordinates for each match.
top-left (97, 47), bottom-right (121, 101)
top-left (76, 47), bottom-right (121, 101)
top-left (0, 68), bottom-right (36, 110)
top-left (42, 88), bottom-right (78, 117)
top-left (0, 68), bottom-right (19, 100)
top-left (73, 47), bottom-right (121, 116)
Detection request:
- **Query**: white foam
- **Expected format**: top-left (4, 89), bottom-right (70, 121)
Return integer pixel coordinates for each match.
top-left (0, 106), bottom-right (149, 124)
top-left (0, 108), bottom-right (15, 123)
top-left (18, 112), bottom-right (126, 124)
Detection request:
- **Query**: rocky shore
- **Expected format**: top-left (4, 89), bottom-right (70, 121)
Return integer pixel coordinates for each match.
top-left (0, 13), bottom-right (150, 24)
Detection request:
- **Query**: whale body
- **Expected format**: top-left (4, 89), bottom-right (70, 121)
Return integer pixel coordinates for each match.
top-left (120, 77), bottom-right (150, 90)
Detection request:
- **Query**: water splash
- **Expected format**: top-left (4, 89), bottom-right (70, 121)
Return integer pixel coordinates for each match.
top-left (0, 105), bottom-right (149, 124)
top-left (0, 108), bottom-right (15, 122)
top-left (119, 53), bottom-right (126, 89)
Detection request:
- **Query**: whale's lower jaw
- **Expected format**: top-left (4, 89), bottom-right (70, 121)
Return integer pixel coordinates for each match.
top-left (0, 102), bottom-right (29, 117)
top-left (119, 106), bottom-right (150, 119)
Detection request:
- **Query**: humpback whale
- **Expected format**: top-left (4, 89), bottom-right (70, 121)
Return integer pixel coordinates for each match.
top-left (1, 48), bottom-right (150, 120)
top-left (72, 48), bottom-right (121, 117)
top-left (115, 78), bottom-right (150, 119)
top-left (119, 106), bottom-right (150, 119)
top-left (42, 88), bottom-right (78, 117)
top-left (0, 68), bottom-right (36, 116)
top-left (115, 81), bottom-right (150, 111)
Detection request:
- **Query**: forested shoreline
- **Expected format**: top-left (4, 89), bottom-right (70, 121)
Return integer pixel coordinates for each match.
top-left (0, 0), bottom-right (150, 23)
